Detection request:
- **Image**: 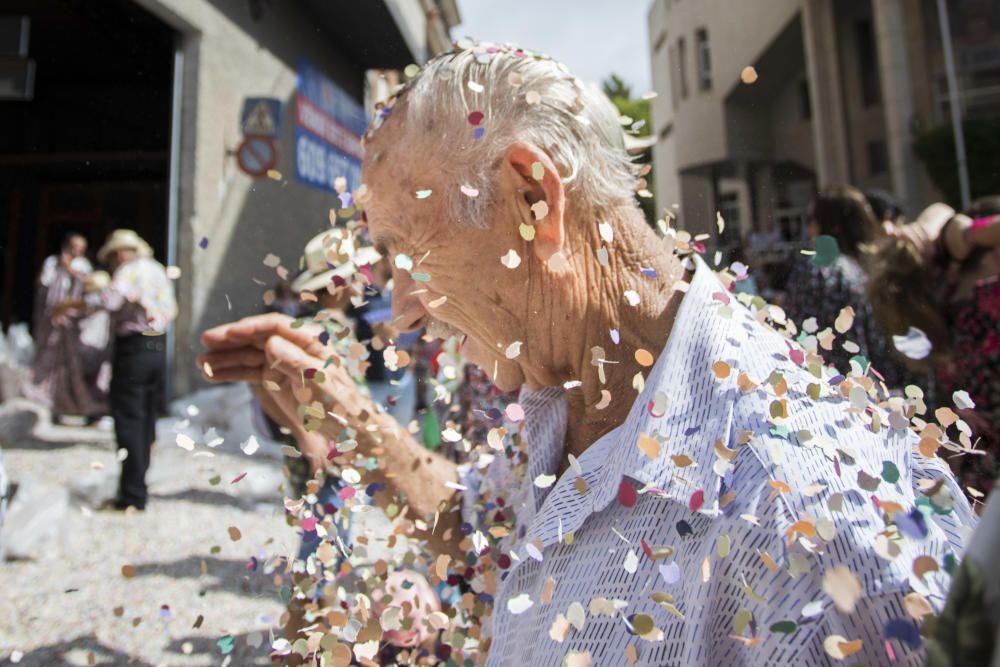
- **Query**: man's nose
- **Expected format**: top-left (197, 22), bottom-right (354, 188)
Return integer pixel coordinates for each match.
top-left (391, 269), bottom-right (427, 332)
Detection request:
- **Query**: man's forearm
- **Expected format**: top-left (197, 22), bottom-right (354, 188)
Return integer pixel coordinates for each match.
top-left (331, 400), bottom-right (466, 560)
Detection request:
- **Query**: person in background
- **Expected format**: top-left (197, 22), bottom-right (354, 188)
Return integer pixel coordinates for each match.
top-left (23, 232), bottom-right (109, 422)
top-left (58, 229), bottom-right (176, 511)
top-left (865, 188), bottom-right (906, 230)
top-left (869, 198), bottom-right (1000, 498)
top-left (783, 185), bottom-right (909, 389)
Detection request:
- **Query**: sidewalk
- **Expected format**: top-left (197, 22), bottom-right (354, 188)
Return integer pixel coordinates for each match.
top-left (0, 399), bottom-right (297, 667)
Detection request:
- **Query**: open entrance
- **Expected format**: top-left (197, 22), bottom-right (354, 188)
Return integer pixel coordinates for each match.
top-left (0, 0), bottom-right (175, 330)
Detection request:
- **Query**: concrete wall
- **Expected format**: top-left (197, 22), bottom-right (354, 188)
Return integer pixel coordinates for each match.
top-left (135, 0), bottom-right (368, 395)
top-left (769, 68), bottom-right (815, 168)
top-left (649, 0), bottom-right (801, 171)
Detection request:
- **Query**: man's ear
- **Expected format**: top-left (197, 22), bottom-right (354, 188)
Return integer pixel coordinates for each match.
top-left (504, 141), bottom-right (565, 263)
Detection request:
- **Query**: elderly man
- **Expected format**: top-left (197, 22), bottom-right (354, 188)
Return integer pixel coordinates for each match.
top-left (200, 44), bottom-right (975, 666)
top-left (60, 229), bottom-right (177, 511)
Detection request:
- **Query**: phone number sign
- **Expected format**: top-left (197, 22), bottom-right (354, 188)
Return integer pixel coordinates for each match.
top-left (294, 58), bottom-right (366, 194)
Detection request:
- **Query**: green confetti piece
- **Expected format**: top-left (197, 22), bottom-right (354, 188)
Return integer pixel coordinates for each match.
top-left (881, 460), bottom-right (900, 484)
top-left (217, 635), bottom-right (235, 655)
top-left (811, 235), bottom-right (840, 267)
top-left (422, 410), bottom-right (441, 449)
top-left (770, 620), bottom-right (798, 634)
top-left (411, 271), bottom-right (431, 282)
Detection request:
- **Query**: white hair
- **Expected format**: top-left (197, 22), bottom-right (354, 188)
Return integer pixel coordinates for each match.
top-left (366, 42), bottom-right (640, 226)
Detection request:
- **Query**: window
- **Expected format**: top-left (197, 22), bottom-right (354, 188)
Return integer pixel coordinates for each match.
top-left (798, 79), bottom-right (812, 120)
top-left (867, 140), bottom-right (888, 175)
top-left (856, 19), bottom-right (881, 107)
top-left (695, 28), bottom-right (711, 91)
top-left (678, 37), bottom-right (689, 99)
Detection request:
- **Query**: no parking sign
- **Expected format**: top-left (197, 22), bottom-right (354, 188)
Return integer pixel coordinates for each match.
top-left (236, 135), bottom-right (278, 178)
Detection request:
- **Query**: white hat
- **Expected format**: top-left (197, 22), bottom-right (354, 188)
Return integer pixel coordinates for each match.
top-left (97, 229), bottom-right (153, 264)
top-left (290, 230), bottom-right (382, 294)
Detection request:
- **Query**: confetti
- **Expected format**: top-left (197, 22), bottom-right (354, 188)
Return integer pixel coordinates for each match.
top-left (635, 349), bottom-right (654, 367)
top-left (519, 223), bottom-right (536, 241)
top-left (175, 433), bottom-right (195, 451)
top-left (505, 403), bottom-right (525, 422)
top-left (740, 66), bottom-right (758, 84)
top-left (501, 249), bottom-right (522, 269)
top-left (893, 327), bottom-right (933, 360)
top-left (598, 222), bottom-right (614, 243)
top-left (953, 390), bottom-right (975, 410)
top-left (624, 290), bottom-right (640, 306)
top-left (467, 80), bottom-right (484, 93)
top-left (822, 566), bottom-right (862, 613)
top-left (535, 474), bottom-right (557, 489)
top-left (525, 90), bottom-right (541, 105)
top-left (414, 189), bottom-right (432, 199)
top-left (618, 480), bottom-right (638, 508)
top-left (812, 235), bottom-right (840, 267)
top-left (712, 360), bottom-right (731, 379)
top-left (467, 110), bottom-right (484, 125)
top-left (531, 200), bottom-right (549, 220)
top-left (228, 526), bottom-right (242, 541)
top-left (460, 184), bottom-right (480, 197)
top-left (507, 593), bottom-right (534, 615)
top-left (638, 433), bottom-right (660, 459)
top-left (240, 435), bottom-right (259, 456)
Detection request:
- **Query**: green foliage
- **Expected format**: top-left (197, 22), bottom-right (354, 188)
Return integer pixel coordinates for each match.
top-left (602, 73), bottom-right (656, 225)
top-left (913, 116), bottom-right (1000, 207)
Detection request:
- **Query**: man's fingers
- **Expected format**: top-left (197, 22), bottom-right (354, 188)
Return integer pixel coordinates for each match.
top-left (264, 335), bottom-right (323, 375)
top-left (201, 366), bottom-right (266, 384)
top-left (201, 313), bottom-right (328, 356)
top-left (197, 347), bottom-right (269, 372)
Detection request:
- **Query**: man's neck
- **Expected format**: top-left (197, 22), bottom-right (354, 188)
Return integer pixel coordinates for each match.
top-left (559, 209), bottom-right (689, 461)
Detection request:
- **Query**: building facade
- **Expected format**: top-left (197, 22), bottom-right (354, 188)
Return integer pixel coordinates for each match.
top-left (0, 0), bottom-right (458, 397)
top-left (647, 0), bottom-right (1000, 258)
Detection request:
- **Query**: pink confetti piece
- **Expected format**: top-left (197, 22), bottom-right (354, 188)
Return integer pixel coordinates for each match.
top-left (460, 184), bottom-right (479, 198)
top-left (618, 480), bottom-right (638, 508)
top-left (689, 489), bottom-right (705, 512)
top-left (231, 472), bottom-right (247, 485)
top-left (468, 110), bottom-right (484, 125)
top-left (505, 403), bottom-right (525, 422)
top-left (300, 517), bottom-right (318, 532)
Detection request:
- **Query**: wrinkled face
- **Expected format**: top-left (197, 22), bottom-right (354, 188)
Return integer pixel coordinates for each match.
top-left (361, 128), bottom-right (535, 391)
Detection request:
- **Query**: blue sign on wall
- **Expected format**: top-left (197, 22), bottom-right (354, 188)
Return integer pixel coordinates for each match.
top-left (240, 97), bottom-right (283, 138)
top-left (294, 58), bottom-right (366, 193)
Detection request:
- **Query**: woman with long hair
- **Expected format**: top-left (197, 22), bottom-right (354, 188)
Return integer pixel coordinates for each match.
top-left (868, 197), bottom-right (1000, 496)
top-left (784, 185), bottom-right (908, 387)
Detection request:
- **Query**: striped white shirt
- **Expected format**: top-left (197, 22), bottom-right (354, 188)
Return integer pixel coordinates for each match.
top-left (458, 257), bottom-right (975, 666)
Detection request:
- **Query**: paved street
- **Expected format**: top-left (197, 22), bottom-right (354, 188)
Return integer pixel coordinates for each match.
top-left (0, 403), bottom-right (296, 666)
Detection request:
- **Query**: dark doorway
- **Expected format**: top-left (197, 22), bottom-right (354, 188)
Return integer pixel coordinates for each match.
top-left (0, 0), bottom-right (175, 330)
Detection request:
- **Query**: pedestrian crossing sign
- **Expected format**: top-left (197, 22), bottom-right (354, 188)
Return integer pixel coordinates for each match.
top-left (240, 97), bottom-right (282, 138)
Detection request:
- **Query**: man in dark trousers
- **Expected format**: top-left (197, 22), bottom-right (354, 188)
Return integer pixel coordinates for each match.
top-left (61, 229), bottom-right (176, 511)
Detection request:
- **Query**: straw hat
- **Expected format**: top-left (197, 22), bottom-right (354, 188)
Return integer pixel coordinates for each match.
top-left (290, 230), bottom-right (382, 294)
top-left (97, 229), bottom-right (153, 264)
top-left (83, 270), bottom-right (111, 293)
